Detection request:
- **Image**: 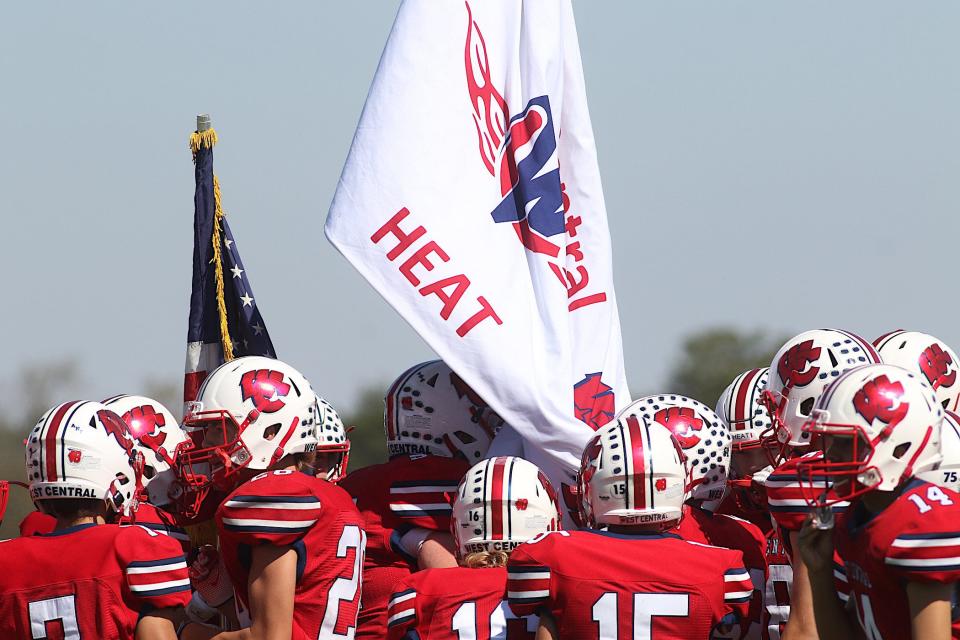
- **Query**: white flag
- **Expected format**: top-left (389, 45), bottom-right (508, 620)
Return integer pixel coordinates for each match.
top-left (326, 0), bottom-right (630, 507)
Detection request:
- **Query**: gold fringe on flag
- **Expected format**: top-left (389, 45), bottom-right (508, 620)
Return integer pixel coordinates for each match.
top-left (190, 127), bottom-right (234, 363)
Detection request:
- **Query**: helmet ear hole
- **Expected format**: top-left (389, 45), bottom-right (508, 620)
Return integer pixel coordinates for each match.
top-left (454, 431), bottom-right (477, 444)
top-left (892, 442), bottom-right (911, 460)
top-left (800, 398), bottom-right (815, 417)
top-left (263, 424), bottom-right (282, 441)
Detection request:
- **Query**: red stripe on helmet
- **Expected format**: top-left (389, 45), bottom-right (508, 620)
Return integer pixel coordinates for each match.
top-left (490, 456), bottom-right (506, 539)
top-left (872, 329), bottom-right (905, 350)
top-left (626, 415), bottom-right (646, 510)
top-left (44, 402), bottom-right (76, 482)
top-left (733, 368), bottom-right (761, 426)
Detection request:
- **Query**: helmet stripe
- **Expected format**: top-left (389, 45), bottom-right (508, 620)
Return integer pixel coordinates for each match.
top-left (733, 369), bottom-right (761, 425)
top-left (873, 329), bottom-right (906, 350)
top-left (43, 402), bottom-right (76, 482)
top-left (505, 456), bottom-right (515, 542)
top-left (626, 415), bottom-right (646, 510)
top-left (490, 456), bottom-right (506, 540)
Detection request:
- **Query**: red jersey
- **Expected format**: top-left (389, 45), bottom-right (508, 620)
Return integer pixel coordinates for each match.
top-left (18, 510), bottom-right (56, 536)
top-left (387, 566), bottom-right (536, 640)
top-left (216, 470), bottom-right (366, 640)
top-left (341, 454), bottom-right (469, 640)
top-left (127, 502), bottom-right (191, 552)
top-left (676, 504), bottom-right (767, 639)
top-left (765, 455), bottom-right (853, 639)
top-left (0, 522), bottom-right (190, 639)
top-left (837, 479), bottom-right (960, 640)
top-left (507, 530), bottom-right (753, 639)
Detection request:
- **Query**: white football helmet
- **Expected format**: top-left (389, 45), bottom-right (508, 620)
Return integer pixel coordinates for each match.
top-left (579, 415), bottom-right (689, 528)
top-left (314, 396), bottom-right (350, 483)
top-left (618, 394), bottom-right (730, 513)
top-left (177, 356), bottom-right (325, 507)
top-left (102, 394), bottom-right (189, 508)
top-left (717, 368), bottom-right (772, 452)
top-left (762, 329), bottom-right (881, 457)
top-left (874, 330), bottom-right (960, 412)
top-left (919, 409), bottom-right (960, 492)
top-left (384, 360), bottom-right (503, 462)
top-left (25, 401), bottom-right (142, 518)
top-left (452, 456), bottom-right (560, 557)
top-left (797, 364), bottom-right (943, 505)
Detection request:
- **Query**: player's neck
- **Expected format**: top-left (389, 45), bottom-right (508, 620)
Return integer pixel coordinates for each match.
top-left (55, 514), bottom-right (106, 530)
top-left (860, 488), bottom-right (899, 514)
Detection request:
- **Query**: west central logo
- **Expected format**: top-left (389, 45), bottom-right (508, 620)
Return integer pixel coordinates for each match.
top-left (240, 369), bottom-right (291, 413)
top-left (465, 2), bottom-right (565, 258)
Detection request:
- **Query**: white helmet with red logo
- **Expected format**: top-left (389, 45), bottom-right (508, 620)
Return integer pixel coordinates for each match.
top-left (451, 456), bottom-right (560, 556)
top-left (797, 364), bottom-right (942, 505)
top-left (874, 330), bottom-right (960, 412)
top-left (762, 329), bottom-right (881, 455)
top-left (177, 357), bottom-right (327, 505)
top-left (385, 360), bottom-right (503, 462)
top-left (618, 395), bottom-right (730, 513)
top-left (25, 401), bottom-right (142, 517)
top-left (579, 415), bottom-right (689, 528)
top-left (717, 368), bottom-right (772, 452)
top-left (101, 394), bottom-right (189, 508)
top-left (919, 409), bottom-right (960, 492)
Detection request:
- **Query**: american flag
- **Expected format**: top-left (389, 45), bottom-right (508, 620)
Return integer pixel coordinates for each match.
top-left (184, 129), bottom-right (276, 405)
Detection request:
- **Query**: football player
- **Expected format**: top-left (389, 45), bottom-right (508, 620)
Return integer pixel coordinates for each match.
top-left (874, 330), bottom-right (960, 412)
top-left (796, 363), bottom-right (960, 639)
top-left (341, 360), bottom-right (501, 640)
top-left (920, 409), bottom-right (960, 492)
top-left (760, 329), bottom-right (881, 639)
top-left (507, 414), bottom-right (754, 639)
top-left (15, 393), bottom-right (195, 544)
top-left (387, 456), bottom-right (560, 640)
top-left (173, 356), bottom-right (362, 640)
top-left (103, 394), bottom-right (192, 549)
top-left (620, 393), bottom-right (768, 638)
top-left (0, 401), bottom-right (190, 639)
top-left (716, 367), bottom-right (794, 639)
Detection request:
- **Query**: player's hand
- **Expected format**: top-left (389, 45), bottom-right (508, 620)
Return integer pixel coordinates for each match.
top-left (188, 545), bottom-right (234, 607)
top-left (797, 512), bottom-right (835, 574)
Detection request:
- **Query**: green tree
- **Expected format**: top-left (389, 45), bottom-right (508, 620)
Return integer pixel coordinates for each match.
top-left (665, 327), bottom-right (790, 407)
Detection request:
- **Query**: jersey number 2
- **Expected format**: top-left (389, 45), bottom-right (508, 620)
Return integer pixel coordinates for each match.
top-left (28, 595), bottom-right (80, 639)
top-left (592, 592), bottom-right (689, 640)
top-left (319, 524), bottom-right (367, 640)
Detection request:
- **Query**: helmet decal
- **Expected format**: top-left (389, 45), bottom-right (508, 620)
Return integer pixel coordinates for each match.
top-left (653, 406), bottom-right (703, 449)
top-left (919, 343), bottom-right (957, 392)
top-left (240, 369), bottom-right (291, 413)
top-left (853, 375), bottom-right (909, 427)
top-left (777, 340), bottom-right (821, 388)
top-left (98, 409), bottom-right (137, 458)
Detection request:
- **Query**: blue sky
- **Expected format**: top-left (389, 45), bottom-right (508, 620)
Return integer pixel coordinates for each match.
top-left (2, 1), bottom-right (958, 418)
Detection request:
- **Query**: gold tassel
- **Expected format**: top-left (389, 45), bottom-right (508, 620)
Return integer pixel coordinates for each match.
top-left (189, 128), bottom-right (218, 155)
top-left (211, 175), bottom-right (234, 362)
